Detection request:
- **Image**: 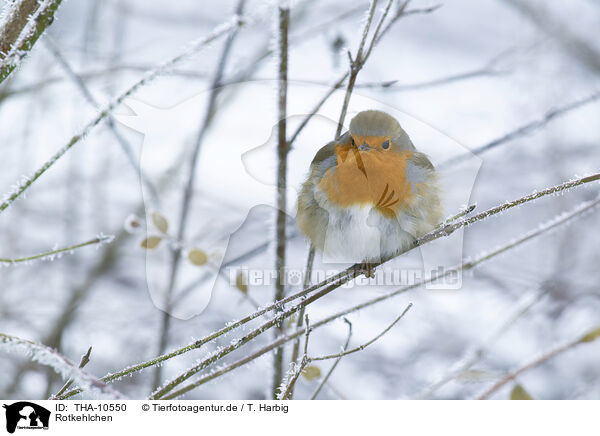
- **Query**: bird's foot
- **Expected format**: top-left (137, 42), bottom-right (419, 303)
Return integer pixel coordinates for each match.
top-left (359, 261), bottom-right (377, 279)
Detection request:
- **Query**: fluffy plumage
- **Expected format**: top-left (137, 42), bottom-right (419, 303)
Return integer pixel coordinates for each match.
top-left (297, 110), bottom-right (441, 262)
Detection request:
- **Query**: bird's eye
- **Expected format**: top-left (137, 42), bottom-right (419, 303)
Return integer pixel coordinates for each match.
top-left (382, 140), bottom-right (390, 150)
top-left (351, 136), bottom-right (356, 147)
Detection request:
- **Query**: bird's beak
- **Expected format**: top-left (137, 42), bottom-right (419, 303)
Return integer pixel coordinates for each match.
top-left (351, 142), bottom-right (368, 178)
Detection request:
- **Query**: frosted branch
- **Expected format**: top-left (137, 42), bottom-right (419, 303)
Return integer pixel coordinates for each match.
top-left (0, 334), bottom-right (124, 399)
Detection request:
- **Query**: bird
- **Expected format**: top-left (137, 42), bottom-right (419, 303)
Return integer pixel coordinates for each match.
top-left (296, 110), bottom-right (442, 275)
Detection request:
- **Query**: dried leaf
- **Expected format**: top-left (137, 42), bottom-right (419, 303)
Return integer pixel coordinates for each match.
top-left (188, 249), bottom-right (208, 266)
top-left (510, 385), bottom-right (534, 400)
top-left (579, 326), bottom-right (600, 343)
top-left (302, 365), bottom-right (321, 381)
top-left (151, 212), bottom-right (169, 233)
top-left (235, 271), bottom-right (248, 294)
top-left (141, 236), bottom-right (162, 249)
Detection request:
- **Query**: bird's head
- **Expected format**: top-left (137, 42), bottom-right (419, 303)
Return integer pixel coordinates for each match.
top-left (348, 110), bottom-right (415, 154)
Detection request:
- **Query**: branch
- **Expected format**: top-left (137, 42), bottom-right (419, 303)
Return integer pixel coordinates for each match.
top-left (0, 0), bottom-right (63, 84)
top-left (440, 91), bottom-right (600, 168)
top-left (287, 73), bottom-right (349, 148)
top-left (329, 0), bottom-right (441, 137)
top-left (335, 0), bottom-right (392, 137)
top-left (0, 234), bottom-right (114, 264)
top-left (272, 3), bottom-right (291, 399)
top-left (50, 346), bottom-right (92, 399)
top-left (284, 0), bottom-right (441, 147)
top-left (477, 326), bottom-right (600, 400)
top-left (418, 285), bottom-right (549, 399)
top-left (312, 304), bottom-right (412, 361)
top-left (172, 304), bottom-right (412, 400)
top-left (288, 245), bottom-right (316, 397)
top-left (59, 177), bottom-right (600, 399)
top-left (151, 275), bottom-right (351, 400)
top-left (280, 315), bottom-right (311, 400)
top-left (0, 333), bottom-right (124, 399)
top-left (310, 318), bottom-right (353, 400)
top-left (286, 307), bottom-right (411, 400)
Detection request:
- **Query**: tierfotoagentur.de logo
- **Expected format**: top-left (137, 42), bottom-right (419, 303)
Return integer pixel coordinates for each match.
top-left (2, 402), bottom-right (50, 434)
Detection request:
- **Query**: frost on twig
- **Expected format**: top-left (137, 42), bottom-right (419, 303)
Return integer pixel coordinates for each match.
top-left (0, 235), bottom-right (114, 265)
top-left (0, 334), bottom-right (124, 399)
top-left (279, 315), bottom-right (311, 400)
top-left (272, 2), bottom-right (291, 400)
top-left (51, 347), bottom-right (93, 400)
top-left (312, 303), bottom-right (413, 362)
top-left (0, 0), bottom-right (63, 83)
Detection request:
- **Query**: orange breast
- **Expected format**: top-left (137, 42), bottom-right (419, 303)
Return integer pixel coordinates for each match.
top-left (318, 144), bottom-right (414, 218)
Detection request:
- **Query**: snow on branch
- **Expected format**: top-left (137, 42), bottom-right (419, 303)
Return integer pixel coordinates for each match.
top-left (0, 333), bottom-right (125, 399)
top-left (0, 0), bottom-right (63, 83)
top-left (0, 235), bottom-right (114, 266)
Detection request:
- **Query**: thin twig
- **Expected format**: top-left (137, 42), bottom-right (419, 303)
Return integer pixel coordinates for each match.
top-left (440, 91), bottom-right (600, 169)
top-left (434, 204), bottom-right (477, 230)
top-left (289, 246), bottom-right (315, 376)
top-left (272, 4), bottom-right (291, 399)
top-left (51, 347), bottom-right (92, 399)
top-left (310, 318), bottom-right (353, 400)
top-left (1, 60), bottom-right (498, 101)
top-left (287, 73), bottom-right (349, 147)
top-left (0, 235), bottom-right (113, 264)
top-left (312, 304), bottom-right (413, 361)
top-left (476, 330), bottom-right (599, 400)
top-left (418, 285), bottom-right (549, 399)
top-left (335, 0), bottom-right (388, 137)
top-left (280, 315), bottom-right (311, 400)
top-left (0, 334), bottom-right (123, 399)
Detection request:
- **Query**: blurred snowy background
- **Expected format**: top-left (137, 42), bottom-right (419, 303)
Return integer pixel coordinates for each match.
top-left (0, 0), bottom-right (599, 400)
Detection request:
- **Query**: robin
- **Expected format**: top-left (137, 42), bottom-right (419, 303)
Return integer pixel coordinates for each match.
top-left (296, 110), bottom-right (442, 274)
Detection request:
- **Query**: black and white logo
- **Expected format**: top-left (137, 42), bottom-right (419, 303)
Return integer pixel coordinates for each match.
top-left (2, 402), bottom-right (50, 433)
